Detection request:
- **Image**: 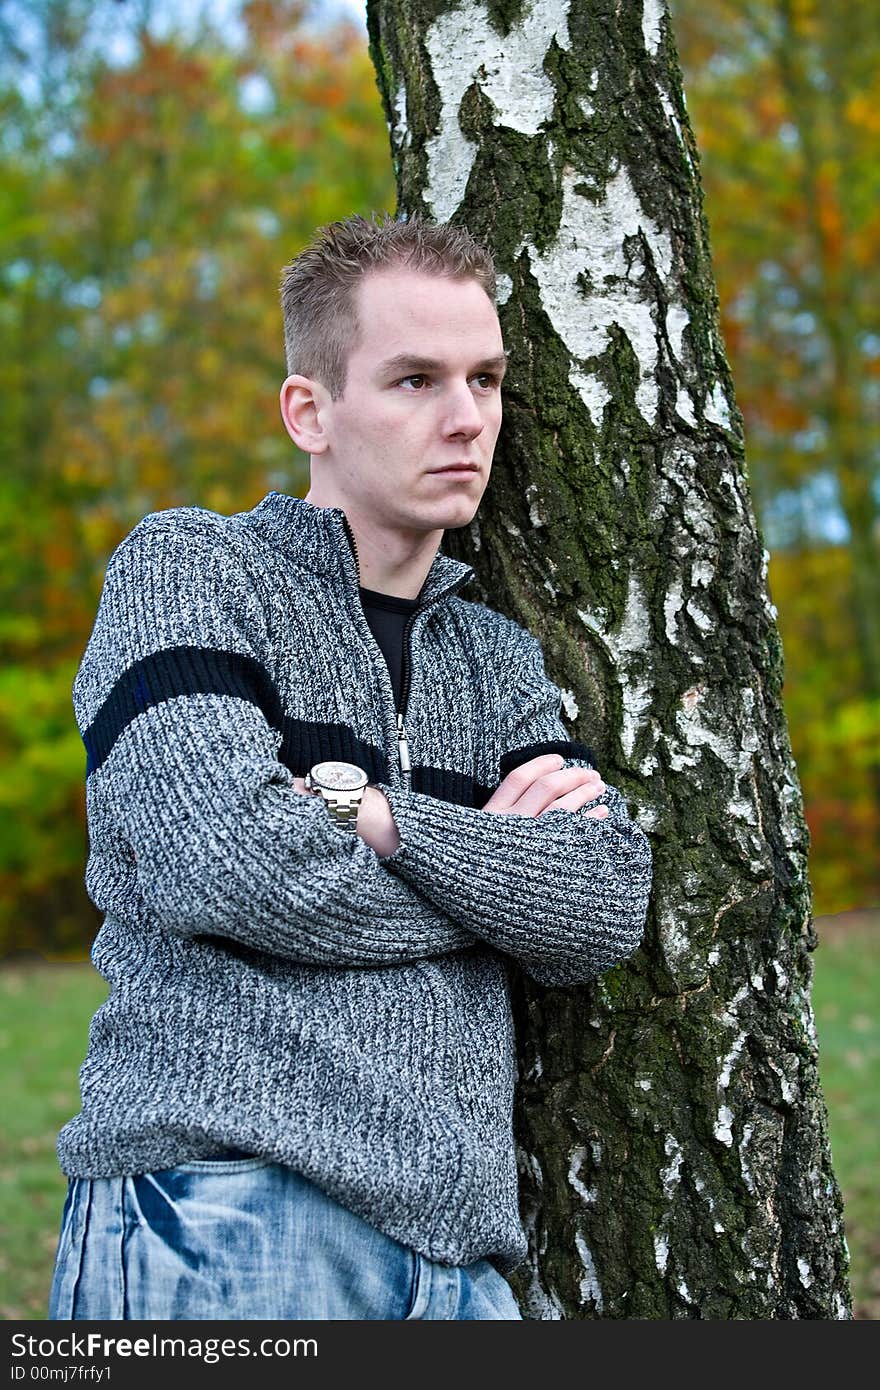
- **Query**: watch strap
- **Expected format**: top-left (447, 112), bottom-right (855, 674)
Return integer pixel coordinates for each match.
top-left (321, 791), bottom-right (362, 833)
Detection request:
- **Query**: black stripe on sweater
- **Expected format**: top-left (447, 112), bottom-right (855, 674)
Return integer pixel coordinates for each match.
top-left (83, 647), bottom-right (285, 777)
top-left (82, 648), bottom-right (595, 807)
top-left (500, 740), bottom-right (596, 777)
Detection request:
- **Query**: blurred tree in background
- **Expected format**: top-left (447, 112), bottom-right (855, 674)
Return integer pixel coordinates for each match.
top-left (0, 0), bottom-right (876, 957)
top-left (0, 0), bottom-right (396, 953)
top-left (671, 0), bottom-right (880, 913)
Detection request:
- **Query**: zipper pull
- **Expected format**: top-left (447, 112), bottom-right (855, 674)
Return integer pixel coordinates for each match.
top-left (397, 712), bottom-right (411, 780)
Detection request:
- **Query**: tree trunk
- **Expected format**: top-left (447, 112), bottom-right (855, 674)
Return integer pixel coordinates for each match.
top-left (366, 0), bottom-right (851, 1318)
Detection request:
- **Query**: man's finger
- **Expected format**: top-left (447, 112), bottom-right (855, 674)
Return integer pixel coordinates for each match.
top-left (481, 754), bottom-right (565, 813)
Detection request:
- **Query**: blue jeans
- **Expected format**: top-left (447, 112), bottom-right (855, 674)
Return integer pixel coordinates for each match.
top-left (48, 1156), bottom-right (523, 1320)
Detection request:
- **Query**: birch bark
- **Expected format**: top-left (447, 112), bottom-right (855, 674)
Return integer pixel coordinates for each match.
top-left (366, 0), bottom-right (851, 1317)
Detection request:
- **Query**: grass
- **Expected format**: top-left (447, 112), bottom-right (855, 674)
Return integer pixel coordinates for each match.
top-left (0, 911), bottom-right (877, 1320)
top-left (0, 959), bottom-right (107, 1321)
top-left (810, 910), bottom-right (880, 1318)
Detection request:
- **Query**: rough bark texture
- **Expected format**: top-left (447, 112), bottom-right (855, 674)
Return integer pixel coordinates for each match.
top-left (366, 0), bottom-right (851, 1318)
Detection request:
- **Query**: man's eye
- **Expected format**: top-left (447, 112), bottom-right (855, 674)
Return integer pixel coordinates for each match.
top-left (397, 372), bottom-right (500, 389)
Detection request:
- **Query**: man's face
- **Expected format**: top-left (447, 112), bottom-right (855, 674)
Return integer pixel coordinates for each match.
top-left (315, 266), bottom-right (506, 536)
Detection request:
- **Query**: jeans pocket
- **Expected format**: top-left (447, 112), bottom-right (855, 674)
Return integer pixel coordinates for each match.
top-left (402, 1249), bottom-right (424, 1320)
top-left (170, 1155), bottom-right (274, 1174)
top-left (48, 1179), bottom-right (92, 1319)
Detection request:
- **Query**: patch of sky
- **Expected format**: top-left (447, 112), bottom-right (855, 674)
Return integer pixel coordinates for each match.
top-left (195, 253), bottom-right (222, 299)
top-left (63, 279), bottom-right (102, 310)
top-left (5, 259), bottom-right (32, 286)
top-left (238, 72), bottom-right (275, 116)
top-left (761, 468), bottom-right (850, 548)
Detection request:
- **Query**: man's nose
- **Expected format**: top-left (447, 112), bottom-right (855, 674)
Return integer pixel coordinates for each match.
top-left (441, 381), bottom-right (485, 438)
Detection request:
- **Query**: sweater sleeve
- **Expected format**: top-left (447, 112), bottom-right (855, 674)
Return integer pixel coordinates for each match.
top-left (76, 516), bottom-right (478, 968)
top-left (375, 632), bottom-right (653, 986)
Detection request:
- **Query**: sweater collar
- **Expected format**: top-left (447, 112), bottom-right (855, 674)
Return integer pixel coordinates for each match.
top-left (246, 491), bottom-right (476, 605)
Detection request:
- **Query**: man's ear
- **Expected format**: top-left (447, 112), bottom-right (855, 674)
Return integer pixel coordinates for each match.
top-left (279, 374), bottom-right (331, 454)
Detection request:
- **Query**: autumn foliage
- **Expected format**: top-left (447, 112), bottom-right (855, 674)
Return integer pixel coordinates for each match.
top-left (1, 0), bottom-right (876, 956)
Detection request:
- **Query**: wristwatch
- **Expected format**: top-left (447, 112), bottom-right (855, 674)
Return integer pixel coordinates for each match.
top-left (304, 760), bottom-right (369, 833)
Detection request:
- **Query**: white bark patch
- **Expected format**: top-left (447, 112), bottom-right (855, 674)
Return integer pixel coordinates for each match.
top-left (654, 1231), bottom-right (669, 1273)
top-left (655, 444), bottom-right (717, 540)
top-left (705, 380), bottom-right (732, 430)
top-left (574, 1232), bottom-right (605, 1312)
top-left (523, 1050), bottom-right (543, 1081)
top-left (768, 1057), bottom-right (797, 1104)
top-left (523, 165), bottom-right (679, 426)
top-left (718, 1030), bottom-right (747, 1090)
top-left (656, 896), bottom-right (699, 980)
top-left (575, 606), bottom-right (611, 644)
top-left (714, 1105), bottom-right (734, 1146)
top-left (756, 544), bottom-right (772, 622)
top-left (665, 304), bottom-right (690, 359)
top-left (577, 569), bottom-right (654, 762)
top-left (391, 80), bottom-right (410, 152)
top-left (495, 272), bottom-right (513, 305)
top-left (570, 367), bottom-right (611, 423)
top-left (664, 572), bottom-right (686, 642)
top-left (655, 81), bottom-right (690, 163)
top-left (691, 559), bottom-right (715, 589)
top-left (669, 684), bottom-right (763, 831)
top-left (468, 519), bottom-right (482, 551)
top-left (560, 688), bottom-right (579, 721)
top-left (637, 1078), bottom-right (652, 1090)
top-left (568, 1146), bottom-right (598, 1204)
top-left (685, 596), bottom-right (713, 632)
top-left (797, 1258), bottom-right (813, 1289)
top-left (578, 95), bottom-right (595, 118)
top-left (660, 1134), bottom-right (683, 1197)
top-left (675, 387), bottom-right (697, 425)
top-left (423, 0), bottom-right (572, 220)
top-left (739, 1122), bottom-right (756, 1193)
top-left (616, 574), bottom-right (654, 759)
top-left (525, 481), bottom-right (546, 526)
top-left (642, 0), bottom-right (665, 55)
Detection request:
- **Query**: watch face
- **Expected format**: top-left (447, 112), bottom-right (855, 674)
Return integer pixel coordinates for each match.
top-left (312, 760), bottom-right (368, 791)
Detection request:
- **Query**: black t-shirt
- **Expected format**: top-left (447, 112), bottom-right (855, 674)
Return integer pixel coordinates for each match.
top-left (358, 584), bottom-right (420, 712)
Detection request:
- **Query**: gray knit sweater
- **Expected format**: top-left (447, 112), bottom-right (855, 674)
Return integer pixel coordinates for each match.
top-left (58, 490), bottom-right (653, 1274)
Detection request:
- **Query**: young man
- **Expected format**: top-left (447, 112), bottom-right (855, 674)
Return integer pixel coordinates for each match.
top-left (48, 212), bottom-right (653, 1321)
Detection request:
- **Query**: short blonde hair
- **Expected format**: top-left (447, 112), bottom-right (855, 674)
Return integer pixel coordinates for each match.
top-left (279, 211), bottom-right (497, 400)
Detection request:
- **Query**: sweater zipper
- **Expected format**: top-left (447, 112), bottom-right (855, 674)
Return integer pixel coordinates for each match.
top-left (339, 513), bottom-right (468, 787)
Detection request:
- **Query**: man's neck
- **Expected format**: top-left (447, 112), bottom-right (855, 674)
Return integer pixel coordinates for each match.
top-left (303, 491), bottom-right (441, 601)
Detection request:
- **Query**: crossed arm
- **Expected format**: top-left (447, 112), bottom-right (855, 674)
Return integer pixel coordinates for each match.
top-left (370, 632), bottom-right (653, 986)
top-left (80, 517), bottom-right (652, 983)
top-left (295, 755), bottom-right (610, 859)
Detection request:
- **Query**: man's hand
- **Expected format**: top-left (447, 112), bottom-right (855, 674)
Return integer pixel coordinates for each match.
top-left (293, 751), bottom-right (608, 860)
top-left (293, 777), bottom-right (401, 856)
top-left (481, 753), bottom-right (609, 819)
